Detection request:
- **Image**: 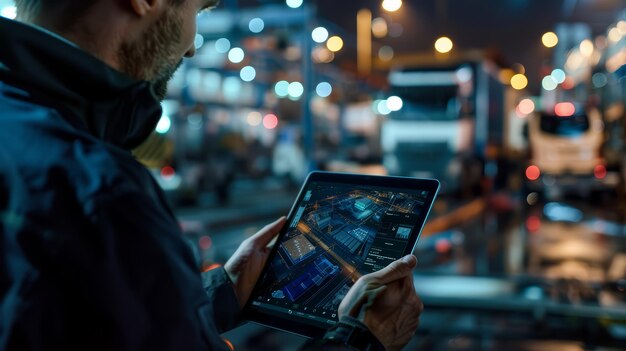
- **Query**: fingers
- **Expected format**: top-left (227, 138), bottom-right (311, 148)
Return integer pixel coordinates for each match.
top-left (249, 216), bottom-right (287, 247)
top-left (366, 254), bottom-right (417, 285)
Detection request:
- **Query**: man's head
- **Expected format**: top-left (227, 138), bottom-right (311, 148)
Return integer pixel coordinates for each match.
top-left (14, 0), bottom-right (218, 100)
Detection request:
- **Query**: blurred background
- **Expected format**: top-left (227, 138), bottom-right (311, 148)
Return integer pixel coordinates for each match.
top-left (4, 0), bottom-right (626, 349)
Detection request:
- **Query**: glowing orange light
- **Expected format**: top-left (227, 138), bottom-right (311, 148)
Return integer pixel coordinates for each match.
top-left (161, 166), bottom-right (175, 178)
top-left (526, 215), bottom-right (541, 233)
top-left (594, 165), bottom-right (607, 179)
top-left (202, 263), bottom-right (222, 273)
top-left (526, 165), bottom-right (541, 181)
top-left (554, 102), bottom-right (575, 117)
top-left (263, 114), bottom-right (279, 129)
top-left (518, 98), bottom-right (535, 115)
top-left (198, 236), bottom-right (212, 250)
top-left (223, 338), bottom-right (235, 351)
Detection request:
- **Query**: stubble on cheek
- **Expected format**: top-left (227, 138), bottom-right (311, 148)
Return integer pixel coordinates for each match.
top-left (117, 8), bottom-right (184, 100)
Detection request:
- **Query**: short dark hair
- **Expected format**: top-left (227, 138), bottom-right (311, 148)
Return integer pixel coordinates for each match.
top-left (14, 0), bottom-right (190, 24)
top-left (14, 0), bottom-right (93, 23)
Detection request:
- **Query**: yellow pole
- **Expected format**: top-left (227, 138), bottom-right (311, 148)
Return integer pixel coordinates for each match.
top-left (357, 9), bottom-right (372, 76)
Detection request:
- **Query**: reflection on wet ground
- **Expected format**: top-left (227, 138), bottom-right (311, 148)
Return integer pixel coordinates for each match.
top-left (410, 197), bottom-right (626, 350)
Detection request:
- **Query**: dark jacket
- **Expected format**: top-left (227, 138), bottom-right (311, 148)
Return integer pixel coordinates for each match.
top-left (0, 17), bottom-right (238, 350)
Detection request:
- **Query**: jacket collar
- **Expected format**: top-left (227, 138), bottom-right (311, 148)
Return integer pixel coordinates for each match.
top-left (0, 17), bottom-right (162, 150)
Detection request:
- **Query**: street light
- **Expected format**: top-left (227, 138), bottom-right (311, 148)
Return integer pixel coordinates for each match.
top-left (510, 74), bottom-right (528, 90)
top-left (434, 37), bottom-right (453, 53)
top-left (327, 36), bottom-right (344, 52)
top-left (382, 0), bottom-right (402, 12)
top-left (542, 32), bottom-right (558, 48)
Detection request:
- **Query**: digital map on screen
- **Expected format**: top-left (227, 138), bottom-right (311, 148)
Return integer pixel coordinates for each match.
top-left (251, 181), bottom-right (431, 324)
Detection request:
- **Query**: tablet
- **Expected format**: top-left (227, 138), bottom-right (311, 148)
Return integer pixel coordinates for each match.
top-left (243, 171), bottom-right (440, 337)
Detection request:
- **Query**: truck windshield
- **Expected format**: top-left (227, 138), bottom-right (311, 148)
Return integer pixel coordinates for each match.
top-left (391, 85), bottom-right (460, 121)
top-left (540, 113), bottom-right (589, 137)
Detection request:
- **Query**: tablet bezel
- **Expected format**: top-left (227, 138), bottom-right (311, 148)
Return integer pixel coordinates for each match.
top-left (242, 171), bottom-right (440, 338)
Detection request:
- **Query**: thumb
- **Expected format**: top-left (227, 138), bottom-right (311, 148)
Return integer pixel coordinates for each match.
top-left (250, 216), bottom-right (286, 247)
top-left (367, 254), bottom-right (417, 284)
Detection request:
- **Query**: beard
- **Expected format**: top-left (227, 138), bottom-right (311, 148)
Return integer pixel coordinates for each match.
top-left (117, 7), bottom-right (184, 101)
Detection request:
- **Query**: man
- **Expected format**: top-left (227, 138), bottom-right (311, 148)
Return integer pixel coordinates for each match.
top-left (0, 0), bottom-right (423, 350)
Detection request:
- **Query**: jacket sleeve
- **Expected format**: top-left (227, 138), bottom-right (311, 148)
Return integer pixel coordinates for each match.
top-left (300, 316), bottom-right (385, 351)
top-left (200, 266), bottom-right (241, 333)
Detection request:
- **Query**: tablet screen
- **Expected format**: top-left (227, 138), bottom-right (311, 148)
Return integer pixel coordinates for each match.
top-left (246, 173), bottom-right (438, 331)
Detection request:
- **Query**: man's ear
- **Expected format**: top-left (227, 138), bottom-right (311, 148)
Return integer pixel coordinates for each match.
top-left (129, 0), bottom-right (161, 17)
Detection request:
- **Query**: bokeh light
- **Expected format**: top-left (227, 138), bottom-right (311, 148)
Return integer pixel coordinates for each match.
top-left (382, 0), bottom-right (402, 12)
top-left (372, 17), bottom-right (388, 38)
top-left (286, 0), bottom-right (303, 8)
top-left (579, 39), bottom-right (594, 57)
top-left (434, 37), bottom-right (453, 53)
top-left (526, 165), bottom-right (541, 181)
top-left (594, 165), bottom-right (607, 179)
top-left (248, 18), bottom-right (265, 33)
top-left (542, 32), bottom-right (558, 48)
top-left (510, 74), bottom-right (528, 90)
top-left (377, 100), bottom-right (391, 115)
top-left (619, 20), bottom-right (626, 35)
top-left (311, 27), bottom-right (329, 43)
top-left (274, 80), bottom-right (290, 98)
top-left (542, 75), bottom-right (557, 91)
top-left (263, 114), bottom-right (279, 129)
top-left (288, 82), bottom-right (304, 99)
top-left (156, 115), bottom-right (171, 134)
top-left (240, 66), bottom-right (256, 82)
top-left (554, 102), bottom-right (575, 117)
top-left (247, 111), bottom-right (262, 126)
top-left (518, 98), bottom-right (535, 115)
top-left (550, 69), bottom-right (566, 84)
top-left (608, 27), bottom-right (621, 42)
top-left (316, 82), bottom-right (332, 98)
top-left (386, 96), bottom-right (403, 111)
top-left (215, 38), bottom-right (231, 53)
top-left (194, 34), bottom-right (204, 50)
top-left (327, 36), bottom-right (344, 52)
top-left (228, 47), bottom-right (245, 63)
top-left (312, 46), bottom-right (335, 63)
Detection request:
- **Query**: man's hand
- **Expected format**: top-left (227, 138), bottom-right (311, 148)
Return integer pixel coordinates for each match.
top-left (338, 255), bottom-right (423, 351)
top-left (224, 217), bottom-right (286, 308)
